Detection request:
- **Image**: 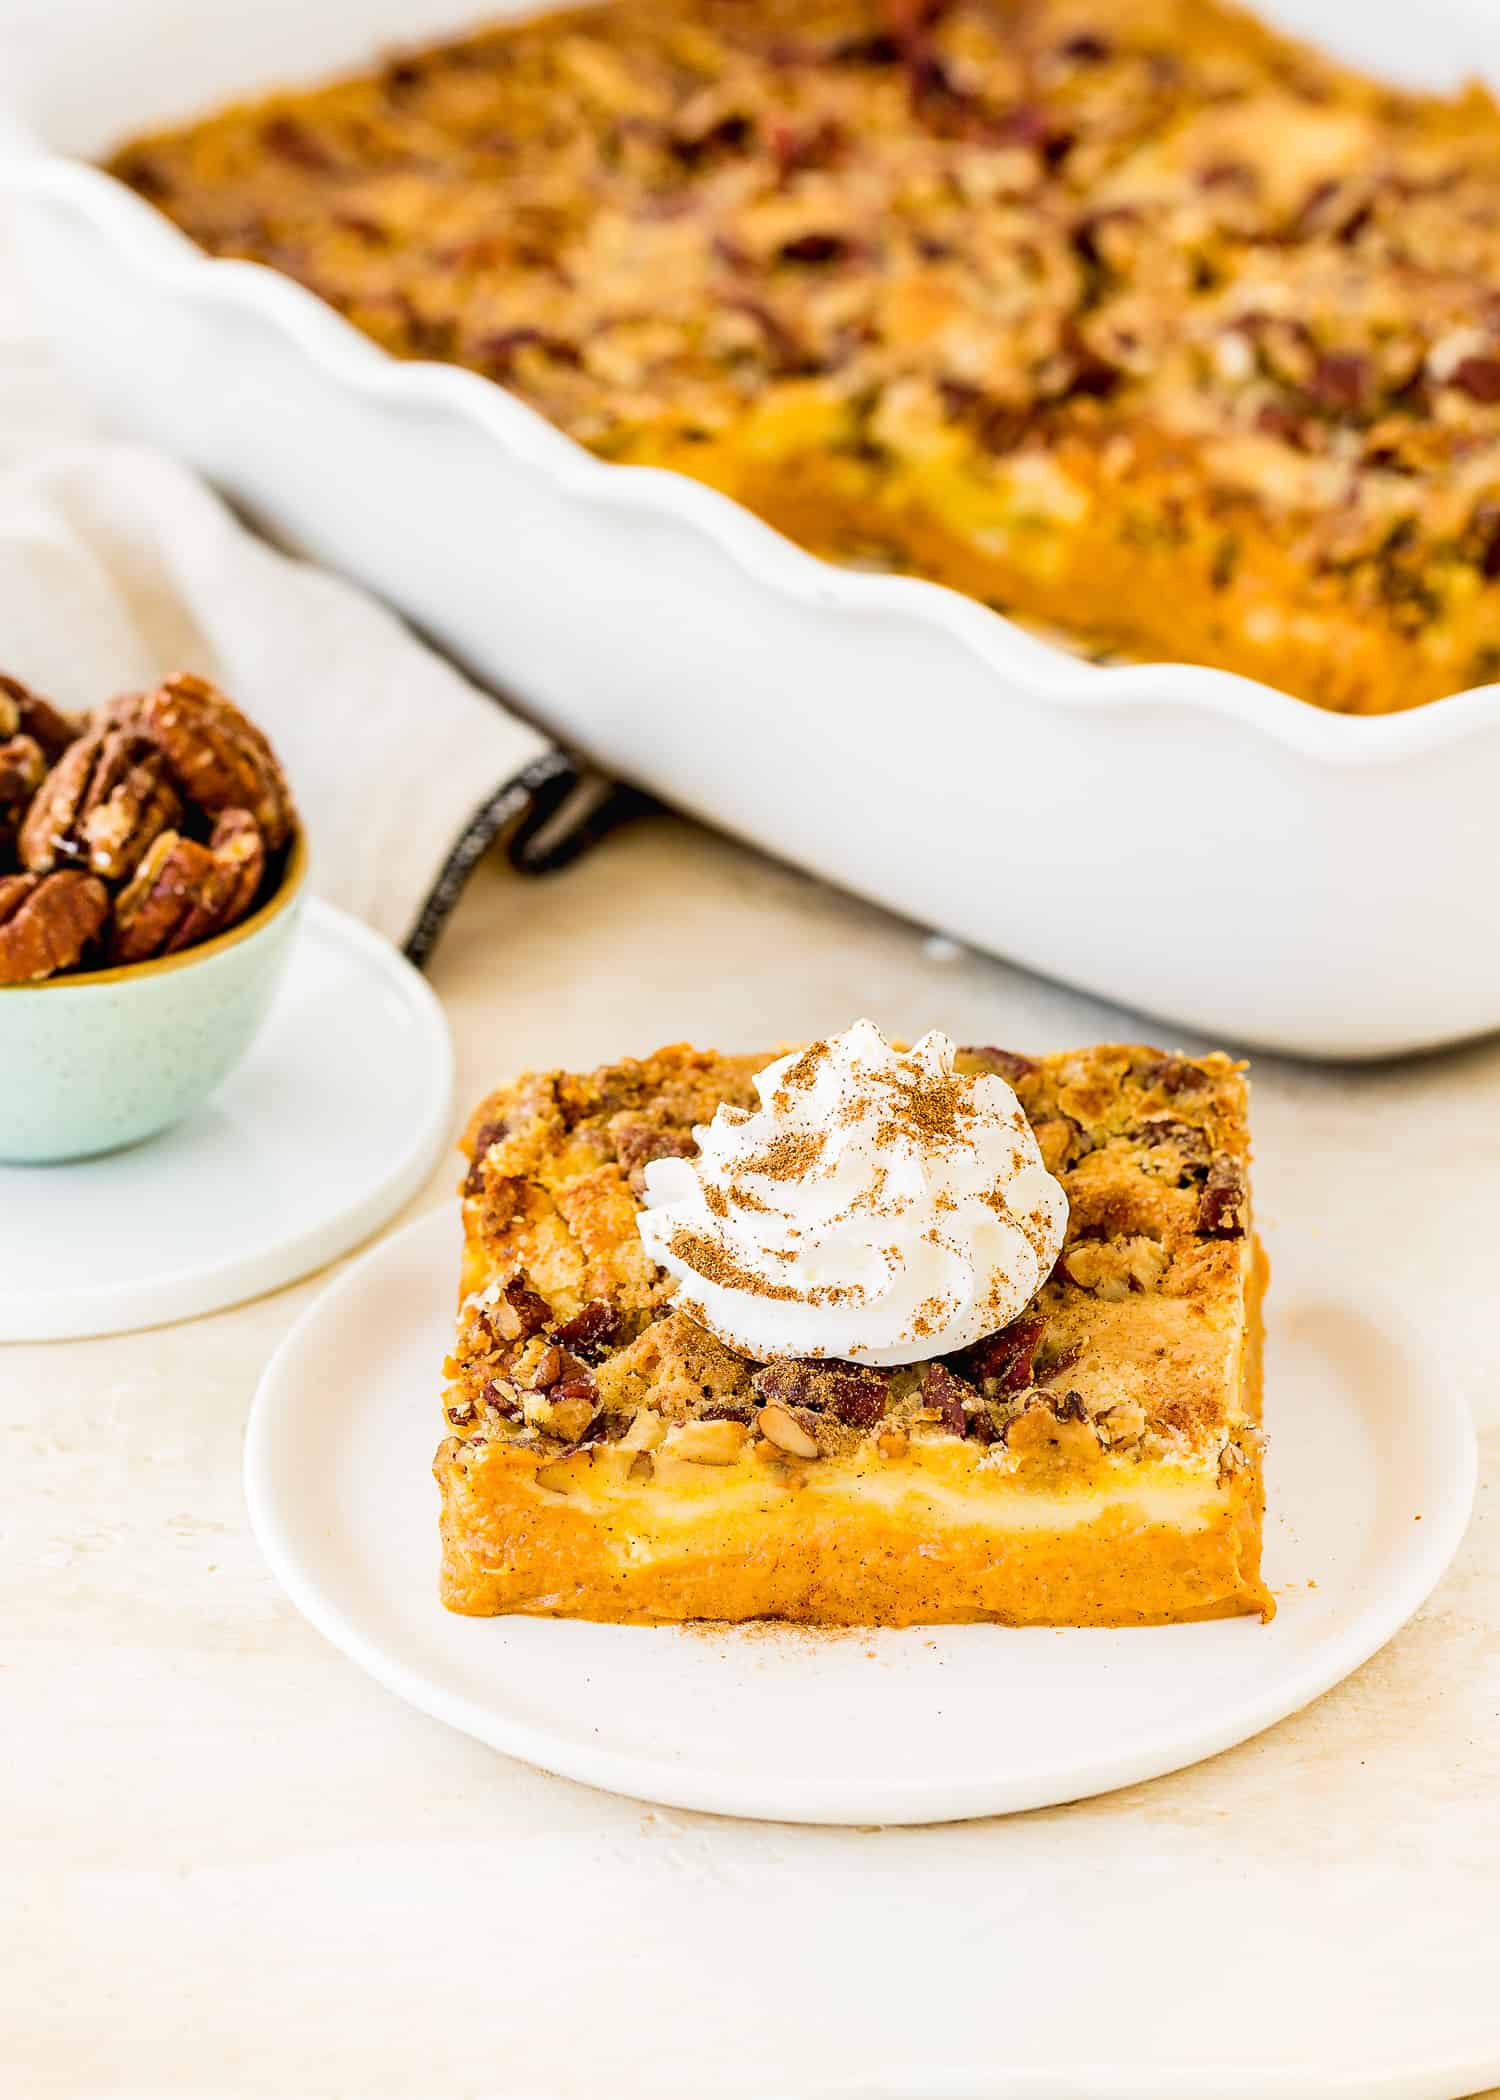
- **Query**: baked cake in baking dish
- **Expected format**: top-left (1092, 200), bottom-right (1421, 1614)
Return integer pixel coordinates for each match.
top-left (436, 1026), bottom-right (1271, 1626)
top-left (112, 0), bottom-right (1500, 714)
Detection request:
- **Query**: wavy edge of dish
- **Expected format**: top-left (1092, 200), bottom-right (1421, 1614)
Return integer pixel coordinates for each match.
top-left (9, 144), bottom-right (1500, 771)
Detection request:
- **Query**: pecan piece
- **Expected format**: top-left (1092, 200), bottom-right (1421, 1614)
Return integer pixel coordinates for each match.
top-left (1136, 1115), bottom-right (1210, 1169)
top-left (1198, 1156), bottom-right (1249, 1239)
top-left (0, 673), bottom-right (80, 761)
top-left (752, 1361), bottom-right (820, 1409)
top-left (611, 1114), bottom-right (697, 1191)
top-left (756, 1403), bottom-right (820, 1459)
top-left (752, 1359), bottom-right (889, 1427)
top-left (463, 1116), bottom-right (510, 1195)
top-left (481, 1277), bottom-right (553, 1342)
top-left (959, 1045), bottom-right (1038, 1086)
top-left (822, 1365), bottom-right (889, 1428)
top-left (479, 1381), bottom-right (522, 1423)
top-left (0, 870), bottom-right (110, 983)
top-left (108, 810), bottom-right (268, 965)
top-left (135, 674), bottom-right (295, 849)
top-left (778, 230), bottom-right (853, 265)
top-left (527, 1343), bottom-right (565, 1391)
top-left (0, 735), bottom-right (46, 864)
top-left (1139, 1054), bottom-right (1204, 1096)
top-left (1303, 350), bottom-right (1373, 416)
top-left (202, 809), bottom-right (267, 925)
top-left (17, 732), bottom-right (97, 872)
top-left (921, 1360), bottom-right (971, 1436)
top-left (81, 739), bottom-right (183, 881)
top-left (1001, 1390), bottom-right (1101, 1461)
top-left (0, 733), bottom-right (45, 808)
top-left (552, 1300), bottom-right (621, 1360)
top-left (959, 1312), bottom-right (1045, 1393)
top-left (1450, 356), bottom-right (1500, 405)
top-left (21, 727), bottom-right (183, 881)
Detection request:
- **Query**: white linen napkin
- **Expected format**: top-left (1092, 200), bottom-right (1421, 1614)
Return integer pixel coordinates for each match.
top-left (0, 439), bottom-right (594, 957)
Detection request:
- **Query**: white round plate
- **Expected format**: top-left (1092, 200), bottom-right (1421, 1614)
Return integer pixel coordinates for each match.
top-left (0, 902), bottom-right (452, 1341)
top-left (246, 1204), bottom-right (1475, 1826)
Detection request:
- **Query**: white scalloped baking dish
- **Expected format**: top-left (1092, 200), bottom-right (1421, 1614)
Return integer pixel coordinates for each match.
top-left (3, 0), bottom-right (1499, 1058)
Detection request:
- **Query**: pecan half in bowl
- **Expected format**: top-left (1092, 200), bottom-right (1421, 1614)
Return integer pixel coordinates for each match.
top-left (0, 830), bottom-right (307, 1163)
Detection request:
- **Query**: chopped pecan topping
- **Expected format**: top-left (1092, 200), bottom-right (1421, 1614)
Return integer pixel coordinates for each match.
top-left (778, 230), bottom-right (853, 265)
top-left (1035, 1339), bottom-right (1081, 1387)
top-left (1063, 1236), bottom-right (1169, 1298)
top-left (1139, 1055), bottom-right (1205, 1096)
top-left (463, 1118), bottom-right (511, 1193)
top-left (959, 1312), bottom-right (1045, 1393)
top-left (1197, 1156), bottom-right (1249, 1238)
top-left (1303, 349), bottom-right (1372, 417)
top-left (1001, 1389), bottom-right (1102, 1460)
top-left (583, 1407), bottom-right (633, 1443)
top-left (752, 1359), bottom-right (889, 1427)
top-left (553, 1373), bottom-right (600, 1404)
top-left (481, 1277), bottom-right (553, 1343)
top-left (0, 870), bottom-right (110, 983)
top-left (481, 1379), bottom-right (522, 1421)
top-left (528, 1343), bottom-right (564, 1390)
top-left (552, 1300), bottom-right (621, 1359)
top-left (611, 1115), bottom-right (697, 1190)
top-left (1449, 356), bottom-right (1500, 405)
top-left (960, 1045), bottom-right (1038, 1086)
top-left (528, 1389), bottom-right (596, 1442)
top-left (110, 0), bottom-right (1500, 717)
top-left (1097, 1400), bottom-right (1147, 1447)
top-left (921, 1360), bottom-right (971, 1436)
top-left (1136, 1115), bottom-right (1210, 1168)
top-left (755, 1401), bottom-right (820, 1458)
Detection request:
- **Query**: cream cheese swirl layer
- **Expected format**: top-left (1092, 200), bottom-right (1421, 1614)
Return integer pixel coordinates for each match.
top-left (637, 1020), bottom-right (1068, 1367)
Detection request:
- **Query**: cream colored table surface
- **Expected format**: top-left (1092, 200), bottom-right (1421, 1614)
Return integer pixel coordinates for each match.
top-left (2, 813), bottom-right (1497, 2100)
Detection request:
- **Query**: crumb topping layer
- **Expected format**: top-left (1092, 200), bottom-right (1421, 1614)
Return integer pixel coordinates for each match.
top-left (111, 0), bottom-right (1500, 712)
top-left (443, 1038), bottom-right (1257, 1484)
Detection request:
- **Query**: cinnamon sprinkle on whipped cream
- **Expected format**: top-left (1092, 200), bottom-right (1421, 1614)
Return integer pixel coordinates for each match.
top-left (636, 1020), bottom-right (1068, 1366)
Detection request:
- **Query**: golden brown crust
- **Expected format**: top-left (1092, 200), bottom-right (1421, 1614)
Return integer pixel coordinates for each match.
top-left (437, 1039), bottom-right (1270, 1626)
top-left (112, 0), bottom-right (1500, 712)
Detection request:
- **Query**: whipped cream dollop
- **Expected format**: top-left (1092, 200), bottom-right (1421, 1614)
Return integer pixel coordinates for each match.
top-left (637, 1020), bottom-right (1068, 1366)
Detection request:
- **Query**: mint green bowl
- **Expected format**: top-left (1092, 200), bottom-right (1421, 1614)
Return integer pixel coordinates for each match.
top-left (0, 834), bottom-right (307, 1164)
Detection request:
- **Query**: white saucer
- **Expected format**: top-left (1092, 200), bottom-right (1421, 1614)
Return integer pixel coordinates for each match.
top-left (0, 902), bottom-right (452, 1341)
top-left (245, 1204), bottom-right (1475, 1826)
